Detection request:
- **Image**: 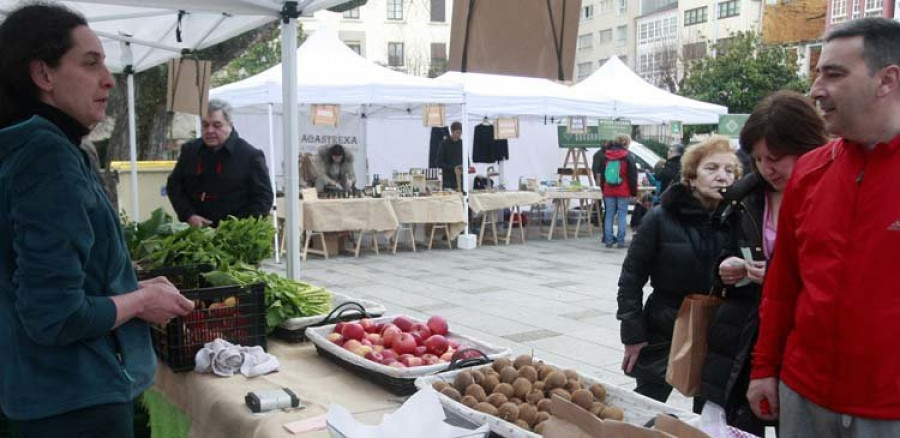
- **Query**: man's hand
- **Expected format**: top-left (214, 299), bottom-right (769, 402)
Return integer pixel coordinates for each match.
top-left (137, 282), bottom-right (195, 325)
top-left (138, 276), bottom-right (176, 289)
top-left (719, 257), bottom-right (748, 285)
top-left (746, 261), bottom-right (767, 285)
top-left (622, 341), bottom-right (648, 374)
top-left (187, 215), bottom-right (212, 227)
top-left (747, 377), bottom-right (779, 420)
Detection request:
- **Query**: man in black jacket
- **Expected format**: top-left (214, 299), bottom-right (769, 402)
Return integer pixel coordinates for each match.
top-left (436, 121), bottom-right (463, 190)
top-left (167, 99), bottom-right (273, 227)
top-left (654, 142), bottom-right (684, 193)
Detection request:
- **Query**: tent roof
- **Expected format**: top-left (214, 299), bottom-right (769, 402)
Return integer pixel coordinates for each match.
top-left (0, 0), bottom-right (348, 73)
top-left (572, 56), bottom-right (728, 125)
top-left (210, 28), bottom-right (464, 110)
top-left (436, 71), bottom-right (615, 118)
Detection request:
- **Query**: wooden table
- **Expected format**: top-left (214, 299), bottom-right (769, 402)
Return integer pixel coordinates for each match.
top-left (468, 191), bottom-right (545, 246)
top-left (541, 190), bottom-right (605, 241)
top-left (148, 341), bottom-right (401, 438)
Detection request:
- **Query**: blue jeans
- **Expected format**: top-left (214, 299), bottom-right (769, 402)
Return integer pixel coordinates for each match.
top-left (604, 196), bottom-right (629, 246)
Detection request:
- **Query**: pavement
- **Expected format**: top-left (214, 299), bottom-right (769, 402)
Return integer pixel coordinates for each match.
top-left (261, 225), bottom-right (697, 416)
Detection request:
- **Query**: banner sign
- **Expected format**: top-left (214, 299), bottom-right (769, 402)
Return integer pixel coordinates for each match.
top-left (718, 114), bottom-right (749, 138)
top-left (494, 117), bottom-right (519, 139)
top-left (557, 119), bottom-right (632, 149)
top-left (311, 104), bottom-right (340, 126)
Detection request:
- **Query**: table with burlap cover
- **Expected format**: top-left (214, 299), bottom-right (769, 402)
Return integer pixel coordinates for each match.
top-left (389, 194), bottom-right (468, 239)
top-left (468, 191), bottom-right (545, 214)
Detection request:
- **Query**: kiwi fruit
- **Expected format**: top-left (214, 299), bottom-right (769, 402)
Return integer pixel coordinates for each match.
top-left (525, 389), bottom-right (544, 405)
top-left (509, 397), bottom-right (523, 405)
top-left (537, 398), bottom-right (552, 412)
top-left (534, 421), bottom-right (546, 434)
top-left (486, 392), bottom-right (508, 408)
top-left (454, 371), bottom-right (475, 393)
top-left (600, 406), bottom-right (625, 421)
top-left (498, 402), bottom-right (520, 422)
top-left (565, 380), bottom-right (583, 393)
top-left (550, 388), bottom-right (572, 401)
top-left (492, 357), bottom-right (512, 373)
top-left (563, 369), bottom-right (579, 382)
top-left (532, 381), bottom-right (545, 392)
top-left (474, 402), bottom-right (499, 416)
top-left (512, 377), bottom-right (533, 399)
top-left (571, 389), bottom-right (594, 410)
top-left (440, 386), bottom-right (462, 402)
top-left (481, 374), bottom-right (500, 394)
top-left (537, 364), bottom-right (556, 381)
top-left (536, 411), bottom-right (551, 423)
top-left (517, 365), bottom-right (538, 383)
top-left (590, 401), bottom-right (607, 417)
top-left (465, 383), bottom-right (487, 402)
top-left (461, 395), bottom-right (479, 408)
top-left (514, 419), bottom-right (531, 431)
top-left (499, 366), bottom-right (518, 384)
top-left (494, 382), bottom-right (515, 399)
top-left (544, 371), bottom-right (567, 390)
top-left (518, 403), bottom-right (539, 427)
top-left (432, 380), bottom-right (449, 392)
top-left (589, 383), bottom-right (607, 402)
top-left (513, 354), bottom-right (533, 370)
top-left (471, 370), bottom-right (485, 385)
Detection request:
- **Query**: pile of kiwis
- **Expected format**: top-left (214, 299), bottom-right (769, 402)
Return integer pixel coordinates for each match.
top-left (431, 354), bottom-right (624, 434)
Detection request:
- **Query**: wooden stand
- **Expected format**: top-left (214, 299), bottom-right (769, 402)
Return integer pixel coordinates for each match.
top-left (557, 148), bottom-right (594, 187)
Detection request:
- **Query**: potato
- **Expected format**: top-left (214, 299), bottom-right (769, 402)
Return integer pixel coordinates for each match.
top-left (465, 383), bottom-right (487, 402)
top-left (513, 354), bottom-right (534, 370)
top-left (498, 402), bottom-right (520, 422)
top-left (491, 357), bottom-right (512, 373)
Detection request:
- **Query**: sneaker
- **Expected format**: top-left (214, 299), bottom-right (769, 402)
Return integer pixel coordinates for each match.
top-left (604, 242), bottom-right (614, 248)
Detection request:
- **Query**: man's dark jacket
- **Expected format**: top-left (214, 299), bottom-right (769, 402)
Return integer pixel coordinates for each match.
top-left (167, 130), bottom-right (273, 225)
top-left (436, 137), bottom-right (462, 190)
top-left (655, 155), bottom-right (682, 192)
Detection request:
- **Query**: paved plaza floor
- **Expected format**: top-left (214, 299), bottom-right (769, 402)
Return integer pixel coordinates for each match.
top-left (262, 229), bottom-right (696, 414)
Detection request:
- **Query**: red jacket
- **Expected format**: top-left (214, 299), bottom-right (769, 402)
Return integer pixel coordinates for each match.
top-left (599, 148), bottom-right (637, 197)
top-left (751, 135), bottom-right (900, 419)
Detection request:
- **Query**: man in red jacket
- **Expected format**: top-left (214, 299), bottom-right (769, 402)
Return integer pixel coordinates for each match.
top-left (747, 17), bottom-right (900, 436)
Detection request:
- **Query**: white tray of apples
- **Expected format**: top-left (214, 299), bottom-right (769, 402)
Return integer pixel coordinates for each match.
top-left (305, 314), bottom-right (513, 379)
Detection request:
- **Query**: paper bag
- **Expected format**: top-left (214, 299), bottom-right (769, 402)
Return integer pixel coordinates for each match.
top-left (166, 59), bottom-right (211, 116)
top-left (653, 414), bottom-right (711, 438)
top-left (665, 294), bottom-right (723, 396)
top-left (543, 396), bottom-right (673, 438)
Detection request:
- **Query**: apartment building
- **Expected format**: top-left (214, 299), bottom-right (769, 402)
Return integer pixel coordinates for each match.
top-left (573, 0), bottom-right (642, 81)
top-left (825, 0), bottom-right (895, 29)
top-left (300, 0), bottom-right (453, 77)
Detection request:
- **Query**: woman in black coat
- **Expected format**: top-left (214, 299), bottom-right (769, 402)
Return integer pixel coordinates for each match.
top-left (700, 91), bottom-right (827, 436)
top-left (617, 136), bottom-right (740, 404)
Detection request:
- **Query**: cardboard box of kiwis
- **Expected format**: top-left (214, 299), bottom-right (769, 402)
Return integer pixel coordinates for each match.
top-left (415, 354), bottom-right (700, 438)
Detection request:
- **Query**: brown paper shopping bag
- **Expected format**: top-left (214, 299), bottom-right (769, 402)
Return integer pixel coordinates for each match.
top-left (543, 396), bottom-right (674, 438)
top-left (665, 293), bottom-right (723, 397)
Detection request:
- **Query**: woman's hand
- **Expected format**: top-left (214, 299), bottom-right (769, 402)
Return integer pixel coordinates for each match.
top-left (622, 342), bottom-right (648, 374)
top-left (718, 257), bottom-right (748, 285)
top-left (746, 260), bottom-right (766, 284)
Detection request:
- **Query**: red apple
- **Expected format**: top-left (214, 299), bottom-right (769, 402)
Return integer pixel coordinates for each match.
top-left (333, 322), bottom-right (347, 333)
top-left (343, 339), bottom-right (362, 351)
top-left (394, 333), bottom-right (417, 355)
top-left (398, 354), bottom-right (414, 362)
top-left (375, 323), bottom-right (387, 334)
top-left (410, 332), bottom-right (424, 346)
top-left (447, 339), bottom-right (460, 350)
top-left (382, 326), bottom-right (402, 348)
top-left (366, 333), bottom-right (382, 345)
top-left (393, 316), bottom-right (414, 332)
top-left (352, 345), bottom-right (373, 357)
top-left (381, 349), bottom-right (399, 362)
top-left (381, 358), bottom-right (398, 366)
top-left (410, 323), bottom-right (432, 339)
top-left (414, 345), bottom-right (427, 356)
top-left (456, 349), bottom-right (482, 360)
top-left (326, 333), bottom-right (344, 345)
top-left (373, 345), bottom-right (385, 354)
top-left (439, 351), bottom-right (453, 362)
top-left (360, 318), bottom-right (377, 333)
top-left (424, 335), bottom-right (449, 355)
top-left (401, 356), bottom-right (424, 367)
top-left (388, 361), bottom-right (406, 368)
top-left (427, 315), bottom-right (449, 336)
top-left (341, 323), bottom-right (365, 341)
top-left (360, 339), bottom-right (373, 347)
top-left (364, 351), bottom-right (384, 363)
top-left (421, 354), bottom-right (440, 365)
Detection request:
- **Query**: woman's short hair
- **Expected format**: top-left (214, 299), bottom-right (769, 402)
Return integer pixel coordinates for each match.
top-left (681, 135), bottom-right (742, 182)
top-left (329, 144), bottom-right (345, 158)
top-left (739, 90), bottom-right (828, 160)
top-left (0, 3), bottom-right (87, 126)
top-left (614, 134), bottom-right (632, 147)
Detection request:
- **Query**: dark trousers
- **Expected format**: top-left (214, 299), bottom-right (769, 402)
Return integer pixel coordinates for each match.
top-left (16, 402), bottom-right (133, 438)
top-left (635, 378), bottom-right (705, 414)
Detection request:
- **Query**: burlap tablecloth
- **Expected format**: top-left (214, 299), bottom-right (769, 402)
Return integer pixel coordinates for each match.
top-left (389, 195), bottom-right (467, 239)
top-left (152, 341), bottom-right (400, 438)
top-left (541, 190), bottom-right (606, 200)
top-left (467, 191), bottom-right (546, 214)
top-left (299, 198), bottom-right (399, 232)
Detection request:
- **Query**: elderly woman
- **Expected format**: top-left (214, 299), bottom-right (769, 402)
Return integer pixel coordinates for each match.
top-left (700, 91), bottom-right (828, 435)
top-left (316, 144), bottom-right (356, 192)
top-left (617, 136), bottom-right (741, 405)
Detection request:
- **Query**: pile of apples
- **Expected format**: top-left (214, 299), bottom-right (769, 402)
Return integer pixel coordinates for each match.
top-left (325, 315), bottom-right (472, 368)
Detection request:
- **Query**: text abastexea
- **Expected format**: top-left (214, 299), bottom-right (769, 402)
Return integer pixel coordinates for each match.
top-left (300, 135), bottom-right (359, 145)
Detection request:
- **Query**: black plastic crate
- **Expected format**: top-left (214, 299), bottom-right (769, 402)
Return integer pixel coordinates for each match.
top-left (150, 282), bottom-right (267, 372)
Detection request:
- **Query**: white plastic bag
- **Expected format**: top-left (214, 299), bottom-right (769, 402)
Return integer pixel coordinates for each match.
top-left (699, 402), bottom-right (728, 438)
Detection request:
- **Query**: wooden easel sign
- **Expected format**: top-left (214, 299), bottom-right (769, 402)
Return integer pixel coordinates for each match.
top-left (567, 116), bottom-right (587, 134)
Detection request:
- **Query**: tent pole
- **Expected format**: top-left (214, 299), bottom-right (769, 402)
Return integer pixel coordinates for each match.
top-left (282, 3), bottom-right (301, 280)
top-left (126, 68), bottom-right (140, 221)
top-left (461, 102), bottom-right (470, 236)
top-left (268, 102), bottom-right (280, 264)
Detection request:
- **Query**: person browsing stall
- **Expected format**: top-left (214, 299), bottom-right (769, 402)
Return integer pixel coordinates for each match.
top-left (597, 134), bottom-right (638, 248)
top-left (0, 4), bottom-right (194, 436)
top-left (747, 18), bottom-right (900, 437)
top-left (167, 99), bottom-right (273, 227)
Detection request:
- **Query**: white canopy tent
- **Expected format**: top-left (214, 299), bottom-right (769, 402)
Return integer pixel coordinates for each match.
top-left (572, 56), bottom-right (728, 125)
top-left (0, 0), bottom-right (358, 279)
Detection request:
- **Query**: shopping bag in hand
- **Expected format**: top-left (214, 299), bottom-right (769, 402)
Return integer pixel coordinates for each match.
top-left (665, 293), bottom-right (723, 396)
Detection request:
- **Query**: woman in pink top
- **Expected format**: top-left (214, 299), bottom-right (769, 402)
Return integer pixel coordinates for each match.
top-left (699, 90), bottom-right (828, 436)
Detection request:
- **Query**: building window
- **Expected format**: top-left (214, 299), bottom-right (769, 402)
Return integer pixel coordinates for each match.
top-left (597, 29), bottom-right (612, 44)
top-left (684, 7), bottom-right (708, 25)
top-left (718, 0), bottom-right (739, 18)
top-left (387, 0), bottom-right (403, 20)
top-left (616, 25), bottom-right (627, 45)
top-left (577, 62), bottom-right (593, 80)
top-left (346, 41), bottom-right (362, 55)
top-left (831, 0), bottom-right (847, 21)
top-left (388, 42), bottom-right (404, 66)
top-left (343, 7), bottom-right (360, 19)
top-left (863, 0), bottom-right (882, 16)
top-left (683, 41), bottom-right (706, 61)
top-left (431, 0), bottom-right (446, 22)
top-left (430, 42), bottom-right (447, 76)
top-left (578, 33), bottom-right (594, 50)
top-left (717, 37), bottom-right (735, 55)
top-left (582, 4), bottom-right (594, 20)
top-left (618, 0), bottom-right (627, 15)
top-left (599, 0), bottom-right (614, 13)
